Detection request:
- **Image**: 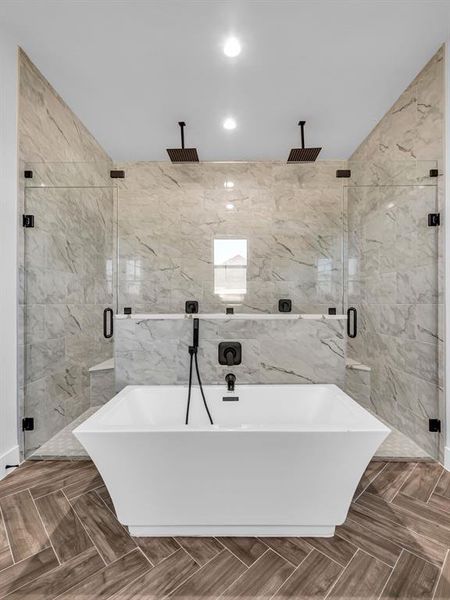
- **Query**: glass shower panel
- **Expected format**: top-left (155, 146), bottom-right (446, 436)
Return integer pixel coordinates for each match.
top-left (21, 178), bottom-right (117, 457)
top-left (344, 166), bottom-right (440, 459)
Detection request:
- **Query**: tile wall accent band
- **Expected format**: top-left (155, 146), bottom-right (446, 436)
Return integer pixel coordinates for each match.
top-left (115, 313), bottom-right (348, 321)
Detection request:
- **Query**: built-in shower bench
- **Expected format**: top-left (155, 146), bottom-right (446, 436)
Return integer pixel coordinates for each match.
top-left (89, 358), bottom-right (115, 406)
top-left (345, 357), bottom-right (372, 410)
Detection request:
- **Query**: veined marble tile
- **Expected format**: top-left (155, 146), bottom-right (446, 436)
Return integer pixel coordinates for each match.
top-left (19, 51), bottom-right (114, 457)
top-left (115, 318), bottom-right (345, 388)
top-left (116, 161), bottom-right (345, 314)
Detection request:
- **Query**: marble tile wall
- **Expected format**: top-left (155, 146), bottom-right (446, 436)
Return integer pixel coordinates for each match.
top-left (114, 161), bottom-right (346, 314)
top-left (18, 50), bottom-right (114, 456)
top-left (346, 46), bottom-right (444, 459)
top-left (115, 317), bottom-right (345, 390)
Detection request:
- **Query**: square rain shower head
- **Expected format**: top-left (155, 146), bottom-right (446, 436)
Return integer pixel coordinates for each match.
top-left (287, 147), bottom-right (322, 163)
top-left (166, 147), bottom-right (199, 163)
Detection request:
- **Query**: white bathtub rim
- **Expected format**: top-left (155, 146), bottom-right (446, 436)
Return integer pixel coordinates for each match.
top-left (74, 383), bottom-right (391, 436)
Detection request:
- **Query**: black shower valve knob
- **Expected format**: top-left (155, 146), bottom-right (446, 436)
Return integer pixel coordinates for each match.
top-left (278, 299), bottom-right (292, 313)
top-left (185, 300), bottom-right (199, 314)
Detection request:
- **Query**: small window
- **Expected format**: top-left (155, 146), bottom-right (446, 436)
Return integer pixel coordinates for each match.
top-left (214, 239), bottom-right (247, 300)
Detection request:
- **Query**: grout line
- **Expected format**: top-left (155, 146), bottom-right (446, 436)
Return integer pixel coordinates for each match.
top-left (93, 488), bottom-right (117, 519)
top-left (255, 538), bottom-right (299, 568)
top-left (0, 549), bottom-right (65, 597)
top-left (0, 462), bottom-right (89, 501)
top-left (363, 487), bottom-right (450, 538)
top-left (189, 546), bottom-right (221, 570)
top-left (64, 481), bottom-right (105, 502)
top-left (345, 513), bottom-right (444, 569)
top-left (63, 489), bottom-right (108, 567)
top-left (215, 549), bottom-right (272, 599)
top-left (154, 543), bottom-right (183, 564)
top-left (0, 504), bottom-right (15, 566)
top-left (155, 545), bottom-right (199, 571)
top-left (267, 549), bottom-right (314, 600)
top-left (322, 548), bottom-right (365, 600)
top-left (427, 467), bottom-right (445, 504)
top-left (108, 568), bottom-right (154, 600)
top-left (388, 463), bottom-right (418, 503)
top-left (157, 549), bottom-right (219, 600)
top-left (172, 539), bottom-right (200, 567)
top-left (375, 549), bottom-right (403, 600)
top-left (334, 523), bottom-right (394, 569)
top-left (353, 462), bottom-right (389, 502)
top-left (214, 540), bottom-right (252, 568)
top-left (30, 463), bottom-right (96, 500)
top-left (29, 490), bottom-right (61, 566)
top-left (70, 487), bottom-right (139, 557)
top-left (213, 536), bottom-right (227, 552)
top-left (313, 536), bottom-right (359, 569)
top-left (134, 545), bottom-right (154, 568)
top-left (337, 543), bottom-right (358, 568)
top-left (52, 546), bottom-right (150, 600)
top-left (432, 548), bottom-right (449, 600)
top-left (396, 462), bottom-right (418, 495)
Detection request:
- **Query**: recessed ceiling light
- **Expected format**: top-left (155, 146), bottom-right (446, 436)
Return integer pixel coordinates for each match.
top-left (223, 37), bottom-right (241, 57)
top-left (226, 203), bottom-right (235, 210)
top-left (223, 117), bottom-right (237, 130)
top-left (224, 180), bottom-right (234, 189)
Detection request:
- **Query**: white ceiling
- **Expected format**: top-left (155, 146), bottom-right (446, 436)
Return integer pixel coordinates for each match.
top-left (1, 0), bottom-right (450, 161)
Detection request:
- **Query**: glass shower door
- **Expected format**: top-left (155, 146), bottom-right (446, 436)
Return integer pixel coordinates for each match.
top-left (344, 168), bottom-right (440, 459)
top-left (21, 175), bottom-right (116, 457)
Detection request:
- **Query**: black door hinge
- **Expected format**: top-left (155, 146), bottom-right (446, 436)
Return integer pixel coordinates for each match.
top-left (24, 170), bottom-right (33, 179)
top-left (429, 169), bottom-right (439, 178)
top-left (428, 213), bottom-right (440, 227)
top-left (110, 170), bottom-right (125, 179)
top-left (336, 169), bottom-right (351, 178)
top-left (22, 214), bottom-right (34, 228)
top-left (22, 417), bottom-right (34, 431)
top-left (429, 419), bottom-right (441, 433)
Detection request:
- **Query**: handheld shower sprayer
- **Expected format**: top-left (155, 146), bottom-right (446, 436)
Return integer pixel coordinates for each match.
top-left (193, 318), bottom-right (199, 349)
top-left (185, 318), bottom-right (213, 426)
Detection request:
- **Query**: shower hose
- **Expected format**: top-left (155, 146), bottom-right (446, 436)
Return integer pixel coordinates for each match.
top-left (185, 319), bottom-right (214, 425)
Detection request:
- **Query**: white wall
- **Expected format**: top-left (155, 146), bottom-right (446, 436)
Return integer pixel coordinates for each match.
top-left (445, 42), bottom-right (450, 469)
top-left (0, 31), bottom-right (19, 478)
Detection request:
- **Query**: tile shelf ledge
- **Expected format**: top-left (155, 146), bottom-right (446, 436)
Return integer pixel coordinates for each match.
top-left (115, 313), bottom-right (347, 321)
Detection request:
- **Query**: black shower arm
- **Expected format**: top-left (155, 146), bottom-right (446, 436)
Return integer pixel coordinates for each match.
top-left (298, 121), bottom-right (306, 149)
top-left (179, 121), bottom-right (186, 149)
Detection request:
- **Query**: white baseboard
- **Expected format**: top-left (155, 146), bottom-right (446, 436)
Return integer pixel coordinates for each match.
top-left (0, 445), bottom-right (20, 481)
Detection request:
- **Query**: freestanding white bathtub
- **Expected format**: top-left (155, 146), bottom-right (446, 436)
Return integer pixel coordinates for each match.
top-left (74, 384), bottom-right (389, 537)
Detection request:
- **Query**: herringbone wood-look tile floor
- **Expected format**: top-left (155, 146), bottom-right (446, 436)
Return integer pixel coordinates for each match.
top-left (0, 459), bottom-right (449, 598)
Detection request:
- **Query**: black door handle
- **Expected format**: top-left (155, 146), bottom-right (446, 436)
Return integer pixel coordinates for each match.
top-left (347, 307), bottom-right (357, 338)
top-left (103, 308), bottom-right (113, 339)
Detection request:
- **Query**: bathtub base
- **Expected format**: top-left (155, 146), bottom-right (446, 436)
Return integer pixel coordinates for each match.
top-left (128, 525), bottom-right (335, 537)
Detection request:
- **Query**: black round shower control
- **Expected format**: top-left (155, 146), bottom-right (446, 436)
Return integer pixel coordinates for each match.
top-left (278, 299), bottom-right (292, 313)
top-left (185, 300), bottom-right (199, 314)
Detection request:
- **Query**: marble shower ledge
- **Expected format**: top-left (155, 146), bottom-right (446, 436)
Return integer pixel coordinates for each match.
top-left (115, 313), bottom-right (347, 321)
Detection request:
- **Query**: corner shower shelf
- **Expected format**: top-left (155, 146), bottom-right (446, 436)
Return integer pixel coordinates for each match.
top-left (115, 313), bottom-right (347, 321)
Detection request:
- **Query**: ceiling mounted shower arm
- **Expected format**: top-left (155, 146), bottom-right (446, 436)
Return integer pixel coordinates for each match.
top-left (167, 121), bottom-right (199, 163)
top-left (287, 120), bottom-right (321, 163)
top-left (298, 120), bottom-right (306, 149)
top-left (179, 121), bottom-right (186, 149)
